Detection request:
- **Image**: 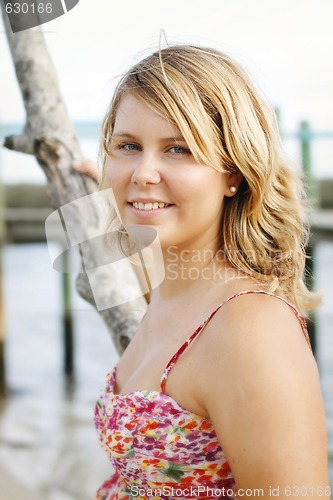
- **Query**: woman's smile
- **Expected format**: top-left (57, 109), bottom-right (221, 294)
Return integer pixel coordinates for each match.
top-left (127, 199), bottom-right (175, 217)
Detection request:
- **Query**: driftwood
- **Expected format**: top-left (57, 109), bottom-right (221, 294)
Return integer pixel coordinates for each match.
top-left (1, 7), bottom-right (146, 354)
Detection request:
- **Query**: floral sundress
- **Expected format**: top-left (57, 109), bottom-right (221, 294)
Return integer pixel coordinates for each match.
top-left (94, 290), bottom-right (311, 499)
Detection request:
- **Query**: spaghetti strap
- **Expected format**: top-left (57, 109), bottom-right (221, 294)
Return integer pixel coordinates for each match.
top-left (160, 289), bottom-right (311, 393)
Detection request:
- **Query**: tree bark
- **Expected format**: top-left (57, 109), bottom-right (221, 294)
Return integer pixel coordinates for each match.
top-left (1, 7), bottom-right (146, 354)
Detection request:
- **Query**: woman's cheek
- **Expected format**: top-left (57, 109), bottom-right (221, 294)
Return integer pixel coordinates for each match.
top-left (104, 162), bottom-right (119, 187)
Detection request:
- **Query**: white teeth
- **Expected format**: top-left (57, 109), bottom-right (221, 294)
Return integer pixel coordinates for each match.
top-left (132, 201), bottom-right (170, 210)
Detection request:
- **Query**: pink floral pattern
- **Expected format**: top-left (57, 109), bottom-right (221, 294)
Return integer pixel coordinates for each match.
top-left (94, 291), bottom-right (311, 499)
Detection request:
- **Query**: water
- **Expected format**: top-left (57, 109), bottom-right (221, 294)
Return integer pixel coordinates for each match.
top-left (315, 242), bottom-right (333, 481)
top-left (0, 243), bottom-right (117, 498)
top-left (0, 241), bottom-right (332, 498)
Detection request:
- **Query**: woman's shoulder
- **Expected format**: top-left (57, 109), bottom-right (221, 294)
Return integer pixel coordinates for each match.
top-left (205, 282), bottom-right (308, 352)
top-left (196, 282), bottom-right (320, 428)
top-left (196, 282), bottom-right (314, 397)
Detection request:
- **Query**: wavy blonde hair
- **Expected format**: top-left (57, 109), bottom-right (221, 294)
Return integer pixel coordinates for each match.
top-left (100, 45), bottom-right (319, 314)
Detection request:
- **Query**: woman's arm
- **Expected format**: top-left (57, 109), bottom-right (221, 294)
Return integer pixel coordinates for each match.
top-left (200, 293), bottom-right (329, 499)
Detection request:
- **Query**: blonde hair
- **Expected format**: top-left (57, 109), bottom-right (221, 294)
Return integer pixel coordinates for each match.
top-left (100, 44), bottom-right (319, 315)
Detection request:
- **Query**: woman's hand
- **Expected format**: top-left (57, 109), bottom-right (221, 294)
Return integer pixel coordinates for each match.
top-left (72, 159), bottom-right (100, 184)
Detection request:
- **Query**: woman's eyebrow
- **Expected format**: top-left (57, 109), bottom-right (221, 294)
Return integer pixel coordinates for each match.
top-left (165, 136), bottom-right (186, 142)
top-left (112, 132), bottom-right (136, 139)
top-left (112, 132), bottom-right (186, 142)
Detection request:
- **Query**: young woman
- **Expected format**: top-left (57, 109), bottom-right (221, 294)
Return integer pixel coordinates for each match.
top-left (84, 45), bottom-right (329, 499)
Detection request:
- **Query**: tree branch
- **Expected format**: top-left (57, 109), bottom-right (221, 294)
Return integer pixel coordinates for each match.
top-left (1, 6), bottom-right (146, 354)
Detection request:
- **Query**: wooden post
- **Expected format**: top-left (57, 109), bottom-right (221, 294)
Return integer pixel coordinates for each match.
top-left (299, 120), bottom-right (316, 355)
top-left (305, 243), bottom-right (316, 356)
top-left (300, 121), bottom-right (318, 204)
top-left (0, 252), bottom-right (6, 398)
top-left (62, 248), bottom-right (74, 384)
top-left (0, 135), bottom-right (6, 397)
top-left (274, 107), bottom-right (282, 132)
top-left (300, 121), bottom-right (311, 177)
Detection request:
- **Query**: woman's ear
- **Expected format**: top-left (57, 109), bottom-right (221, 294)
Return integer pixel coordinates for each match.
top-left (225, 169), bottom-right (244, 197)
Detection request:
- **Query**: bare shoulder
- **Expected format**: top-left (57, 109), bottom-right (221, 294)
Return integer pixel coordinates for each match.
top-left (197, 291), bottom-right (329, 491)
top-left (202, 290), bottom-right (311, 362)
top-left (198, 290), bottom-right (317, 403)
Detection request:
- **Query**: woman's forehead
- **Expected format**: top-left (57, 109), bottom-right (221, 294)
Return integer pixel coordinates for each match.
top-left (113, 94), bottom-right (182, 138)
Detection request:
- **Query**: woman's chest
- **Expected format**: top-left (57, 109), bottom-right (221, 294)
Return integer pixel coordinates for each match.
top-left (95, 382), bottom-right (224, 466)
top-left (116, 315), bottom-right (212, 407)
top-left (95, 386), bottom-right (235, 495)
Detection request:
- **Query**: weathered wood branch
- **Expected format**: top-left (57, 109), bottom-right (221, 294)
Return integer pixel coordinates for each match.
top-left (1, 6), bottom-right (146, 354)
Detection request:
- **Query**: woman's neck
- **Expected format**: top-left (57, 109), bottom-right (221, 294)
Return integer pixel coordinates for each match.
top-left (150, 241), bottom-right (244, 303)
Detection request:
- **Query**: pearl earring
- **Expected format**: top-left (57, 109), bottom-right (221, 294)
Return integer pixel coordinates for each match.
top-left (230, 186), bottom-right (237, 193)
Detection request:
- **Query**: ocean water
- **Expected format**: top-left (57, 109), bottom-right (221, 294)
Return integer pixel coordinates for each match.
top-left (0, 242), bottom-right (117, 498)
top-left (0, 241), bottom-right (332, 498)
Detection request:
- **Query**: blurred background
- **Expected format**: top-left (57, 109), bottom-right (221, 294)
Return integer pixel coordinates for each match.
top-left (0, 0), bottom-right (333, 498)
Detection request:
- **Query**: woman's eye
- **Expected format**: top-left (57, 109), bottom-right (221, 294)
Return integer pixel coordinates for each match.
top-left (119, 143), bottom-right (140, 151)
top-left (169, 146), bottom-right (190, 155)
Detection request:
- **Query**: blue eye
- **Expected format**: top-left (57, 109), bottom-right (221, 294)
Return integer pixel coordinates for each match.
top-left (169, 146), bottom-right (190, 155)
top-left (120, 143), bottom-right (140, 151)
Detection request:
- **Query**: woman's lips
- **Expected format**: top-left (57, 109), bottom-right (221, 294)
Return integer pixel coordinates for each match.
top-left (127, 202), bottom-right (175, 217)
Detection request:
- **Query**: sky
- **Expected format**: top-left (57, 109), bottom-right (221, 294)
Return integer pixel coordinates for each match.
top-left (1, 0), bottom-right (333, 177)
top-left (1, 0), bottom-right (333, 128)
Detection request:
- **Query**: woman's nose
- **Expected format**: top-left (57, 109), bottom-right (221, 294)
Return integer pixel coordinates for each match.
top-left (131, 154), bottom-right (161, 186)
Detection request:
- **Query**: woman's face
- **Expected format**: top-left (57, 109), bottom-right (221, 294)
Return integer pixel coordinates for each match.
top-left (105, 93), bottom-right (235, 253)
